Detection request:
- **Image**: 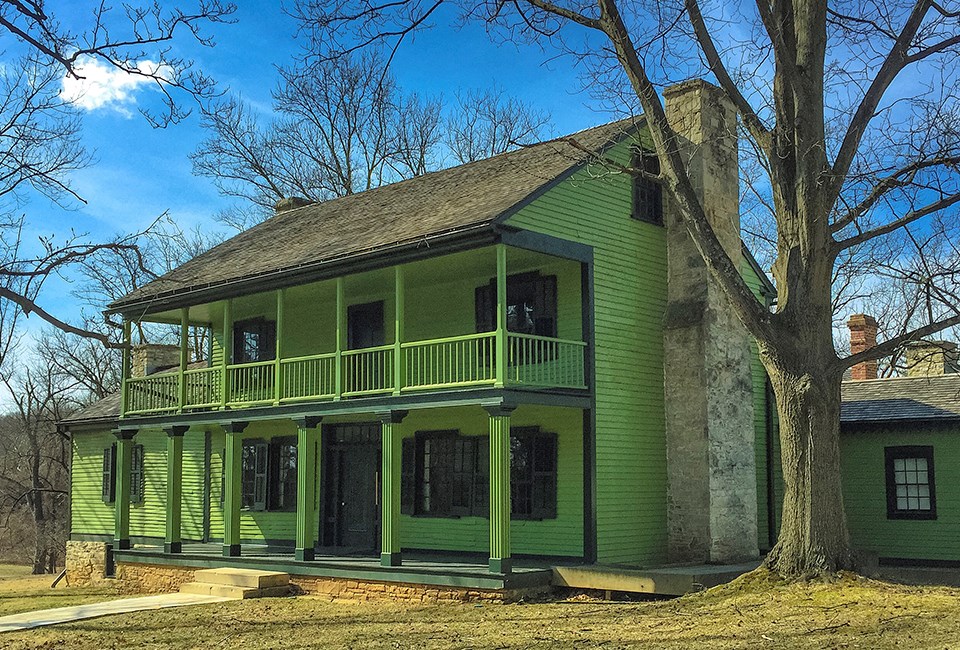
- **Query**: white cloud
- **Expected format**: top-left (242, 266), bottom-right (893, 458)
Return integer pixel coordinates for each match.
top-left (61, 58), bottom-right (170, 116)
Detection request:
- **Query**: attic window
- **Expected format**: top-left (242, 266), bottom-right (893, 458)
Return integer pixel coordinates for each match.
top-left (632, 148), bottom-right (663, 226)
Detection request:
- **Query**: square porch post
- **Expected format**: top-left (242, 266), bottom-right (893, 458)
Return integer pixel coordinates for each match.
top-left (221, 299), bottom-right (232, 409)
top-left (379, 410), bottom-right (407, 567)
top-left (113, 428), bottom-right (138, 550)
top-left (294, 416), bottom-right (322, 561)
top-left (274, 289), bottom-right (284, 405)
top-left (178, 307), bottom-right (189, 412)
top-left (485, 404), bottom-right (515, 574)
top-left (393, 266), bottom-right (404, 396)
top-left (119, 320), bottom-right (131, 417)
top-left (222, 421), bottom-right (248, 557)
top-left (164, 426), bottom-right (188, 553)
top-left (334, 277), bottom-right (345, 400)
top-left (494, 244), bottom-right (508, 388)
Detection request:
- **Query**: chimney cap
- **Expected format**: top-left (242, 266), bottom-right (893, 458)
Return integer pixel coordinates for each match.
top-left (275, 196), bottom-right (314, 213)
top-left (847, 313), bottom-right (878, 328)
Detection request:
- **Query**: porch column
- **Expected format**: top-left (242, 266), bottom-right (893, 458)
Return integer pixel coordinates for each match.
top-left (221, 299), bottom-right (232, 409)
top-left (485, 404), bottom-right (515, 573)
top-left (334, 277), bottom-right (345, 400)
top-left (178, 307), bottom-right (189, 412)
top-left (113, 428), bottom-right (138, 550)
top-left (164, 425), bottom-right (189, 553)
top-left (494, 244), bottom-right (507, 388)
top-left (274, 289), bottom-right (284, 404)
top-left (380, 410), bottom-right (407, 567)
top-left (119, 320), bottom-right (131, 417)
top-left (222, 421), bottom-right (248, 557)
top-left (393, 266), bottom-right (404, 395)
top-left (294, 416), bottom-right (322, 561)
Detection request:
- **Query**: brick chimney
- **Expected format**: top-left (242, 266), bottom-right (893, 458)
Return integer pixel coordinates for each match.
top-left (131, 344), bottom-right (181, 378)
top-left (847, 314), bottom-right (878, 380)
top-left (662, 79), bottom-right (757, 564)
top-left (906, 340), bottom-right (959, 377)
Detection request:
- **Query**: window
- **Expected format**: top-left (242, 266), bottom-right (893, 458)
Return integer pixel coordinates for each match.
top-left (632, 148), bottom-right (663, 226)
top-left (347, 301), bottom-right (385, 349)
top-left (233, 318), bottom-right (276, 363)
top-left (102, 444), bottom-right (117, 503)
top-left (240, 437), bottom-right (298, 512)
top-left (885, 446), bottom-right (936, 520)
top-left (130, 444), bottom-right (145, 505)
top-left (401, 428), bottom-right (557, 520)
top-left (102, 443), bottom-right (144, 504)
top-left (475, 272), bottom-right (558, 337)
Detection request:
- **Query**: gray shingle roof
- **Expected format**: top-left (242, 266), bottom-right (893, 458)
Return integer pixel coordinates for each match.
top-left (841, 374), bottom-right (960, 424)
top-left (110, 118), bottom-right (641, 311)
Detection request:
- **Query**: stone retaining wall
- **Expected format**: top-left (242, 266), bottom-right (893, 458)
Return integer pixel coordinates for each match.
top-left (115, 562), bottom-right (197, 595)
top-left (291, 575), bottom-right (551, 603)
top-left (65, 540), bottom-right (109, 586)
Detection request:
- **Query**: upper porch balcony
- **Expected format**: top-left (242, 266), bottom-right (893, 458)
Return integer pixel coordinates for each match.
top-left (119, 244), bottom-right (589, 418)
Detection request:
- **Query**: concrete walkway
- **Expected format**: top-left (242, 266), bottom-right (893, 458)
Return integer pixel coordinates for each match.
top-left (0, 592), bottom-right (233, 633)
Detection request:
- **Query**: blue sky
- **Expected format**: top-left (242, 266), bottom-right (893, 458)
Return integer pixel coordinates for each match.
top-left (24, 1), bottom-right (612, 332)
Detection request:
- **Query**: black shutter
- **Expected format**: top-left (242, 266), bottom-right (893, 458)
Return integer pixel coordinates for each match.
top-left (130, 444), bottom-right (145, 504)
top-left (475, 281), bottom-right (496, 332)
top-left (531, 433), bottom-right (558, 519)
top-left (267, 440), bottom-right (280, 510)
top-left (473, 436), bottom-right (489, 516)
top-left (533, 275), bottom-right (558, 337)
top-left (401, 437), bottom-right (416, 515)
top-left (261, 320), bottom-right (277, 361)
top-left (102, 444), bottom-right (117, 503)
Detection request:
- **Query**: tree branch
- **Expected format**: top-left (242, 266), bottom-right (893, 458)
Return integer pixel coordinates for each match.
top-left (835, 192), bottom-right (960, 250)
top-left (0, 287), bottom-right (122, 348)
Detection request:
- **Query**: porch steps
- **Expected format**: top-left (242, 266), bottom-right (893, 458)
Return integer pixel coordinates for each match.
top-left (180, 568), bottom-right (291, 599)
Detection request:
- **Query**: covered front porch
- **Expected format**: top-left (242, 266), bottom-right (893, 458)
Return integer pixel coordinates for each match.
top-left (109, 399), bottom-right (589, 576)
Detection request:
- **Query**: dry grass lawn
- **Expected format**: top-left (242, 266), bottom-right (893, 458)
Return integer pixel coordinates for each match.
top-left (4, 569), bottom-right (960, 648)
top-left (0, 565), bottom-right (116, 617)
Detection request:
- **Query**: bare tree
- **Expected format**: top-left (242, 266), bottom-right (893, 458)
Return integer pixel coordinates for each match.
top-left (0, 350), bottom-right (74, 573)
top-left (445, 86), bottom-right (551, 163)
top-left (192, 50), bottom-right (445, 230)
top-left (300, 0), bottom-right (960, 577)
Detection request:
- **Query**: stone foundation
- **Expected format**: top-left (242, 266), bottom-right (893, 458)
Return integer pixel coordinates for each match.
top-left (116, 562), bottom-right (198, 594)
top-left (292, 575), bottom-right (551, 603)
top-left (114, 560), bottom-right (552, 603)
top-left (66, 540), bottom-right (110, 586)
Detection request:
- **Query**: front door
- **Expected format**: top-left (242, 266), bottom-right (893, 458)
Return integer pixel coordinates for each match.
top-left (323, 424), bottom-right (381, 553)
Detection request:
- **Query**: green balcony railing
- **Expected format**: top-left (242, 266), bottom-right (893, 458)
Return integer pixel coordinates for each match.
top-left (122, 332), bottom-right (586, 416)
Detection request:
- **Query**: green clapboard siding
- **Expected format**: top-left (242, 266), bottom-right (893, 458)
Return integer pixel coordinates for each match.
top-left (398, 404), bottom-right (584, 557)
top-left (741, 259), bottom-right (782, 550)
top-left (841, 425), bottom-right (960, 561)
top-left (71, 427), bottom-right (208, 541)
top-left (506, 138), bottom-right (669, 565)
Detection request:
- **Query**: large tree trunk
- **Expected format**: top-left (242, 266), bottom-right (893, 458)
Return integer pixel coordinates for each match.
top-left (761, 344), bottom-right (855, 576)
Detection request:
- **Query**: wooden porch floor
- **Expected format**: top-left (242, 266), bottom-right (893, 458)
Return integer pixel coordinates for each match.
top-left (113, 543), bottom-right (556, 592)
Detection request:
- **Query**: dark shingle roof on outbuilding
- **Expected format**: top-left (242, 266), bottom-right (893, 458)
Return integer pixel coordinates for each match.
top-left (841, 374), bottom-right (960, 424)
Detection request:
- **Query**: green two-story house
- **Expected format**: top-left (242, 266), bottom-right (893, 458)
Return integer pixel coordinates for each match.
top-left (63, 80), bottom-right (781, 599)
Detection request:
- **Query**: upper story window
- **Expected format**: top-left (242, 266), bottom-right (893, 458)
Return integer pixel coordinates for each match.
top-left (240, 436), bottom-right (298, 512)
top-left (632, 148), bottom-right (663, 226)
top-left (475, 272), bottom-right (558, 337)
top-left (885, 446), bottom-right (936, 520)
top-left (347, 301), bottom-right (385, 349)
top-left (233, 318), bottom-right (276, 363)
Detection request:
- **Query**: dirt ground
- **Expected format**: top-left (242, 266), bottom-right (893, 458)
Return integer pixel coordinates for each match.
top-left (4, 568), bottom-right (960, 648)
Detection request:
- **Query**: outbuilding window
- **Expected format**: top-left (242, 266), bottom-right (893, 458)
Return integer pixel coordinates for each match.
top-left (885, 446), bottom-right (936, 520)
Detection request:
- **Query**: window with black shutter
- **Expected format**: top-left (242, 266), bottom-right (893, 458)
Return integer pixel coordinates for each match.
top-left (239, 436), bottom-right (297, 512)
top-left (233, 318), bottom-right (277, 363)
top-left (631, 148), bottom-right (663, 226)
top-left (475, 272), bottom-right (558, 337)
top-left (400, 428), bottom-right (557, 520)
top-left (130, 444), bottom-right (145, 505)
top-left (102, 444), bottom-right (117, 503)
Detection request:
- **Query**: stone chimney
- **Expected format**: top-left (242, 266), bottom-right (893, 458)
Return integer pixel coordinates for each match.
top-left (275, 196), bottom-right (313, 214)
top-left (847, 314), bottom-right (878, 380)
top-left (662, 79), bottom-right (758, 564)
top-left (131, 344), bottom-right (181, 378)
top-left (906, 340), bottom-right (959, 377)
